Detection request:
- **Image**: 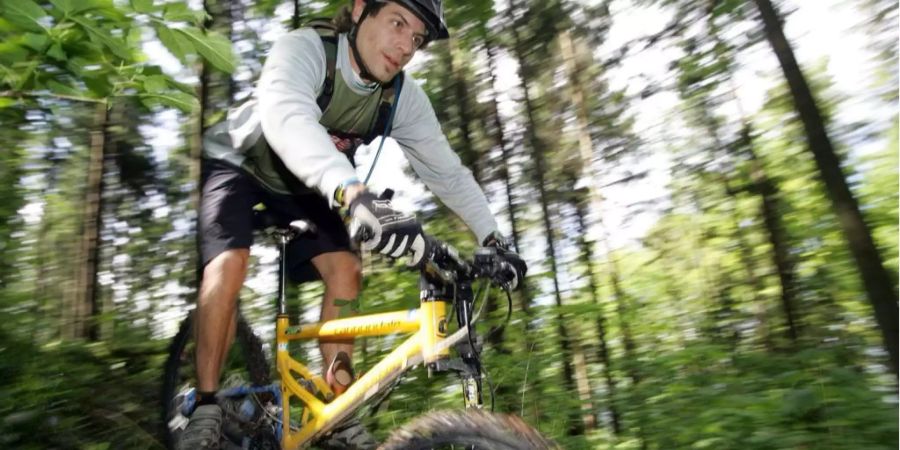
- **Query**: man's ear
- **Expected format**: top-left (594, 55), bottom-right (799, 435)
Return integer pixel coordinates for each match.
top-left (351, 0), bottom-right (366, 22)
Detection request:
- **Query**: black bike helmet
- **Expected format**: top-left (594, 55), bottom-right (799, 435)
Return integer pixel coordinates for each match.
top-left (349, 0), bottom-right (448, 83)
top-left (366, 0), bottom-right (449, 42)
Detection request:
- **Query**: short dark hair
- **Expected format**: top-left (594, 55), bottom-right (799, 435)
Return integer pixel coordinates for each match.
top-left (332, 2), bottom-right (388, 34)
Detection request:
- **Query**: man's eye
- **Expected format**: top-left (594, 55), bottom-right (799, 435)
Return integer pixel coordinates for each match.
top-left (392, 19), bottom-right (402, 28)
top-left (413, 36), bottom-right (424, 47)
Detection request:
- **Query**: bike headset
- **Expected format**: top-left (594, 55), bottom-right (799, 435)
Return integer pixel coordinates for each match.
top-left (346, 0), bottom-right (450, 183)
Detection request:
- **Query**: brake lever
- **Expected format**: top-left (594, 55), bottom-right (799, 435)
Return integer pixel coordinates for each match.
top-left (350, 222), bottom-right (373, 243)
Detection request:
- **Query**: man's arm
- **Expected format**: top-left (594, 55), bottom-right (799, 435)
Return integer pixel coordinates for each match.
top-left (256, 29), bottom-right (359, 206)
top-left (390, 81), bottom-right (499, 243)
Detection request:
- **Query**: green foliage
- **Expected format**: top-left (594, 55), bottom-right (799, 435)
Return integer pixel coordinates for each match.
top-left (0, 0), bottom-right (236, 112)
top-left (630, 344), bottom-right (897, 450)
top-left (0, 1), bottom-right (897, 449)
top-left (0, 328), bottom-right (167, 449)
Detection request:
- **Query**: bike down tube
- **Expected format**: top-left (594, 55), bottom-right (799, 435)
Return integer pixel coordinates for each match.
top-left (281, 309), bottom-right (421, 340)
top-left (275, 301), bottom-right (449, 449)
top-left (293, 332), bottom-right (424, 448)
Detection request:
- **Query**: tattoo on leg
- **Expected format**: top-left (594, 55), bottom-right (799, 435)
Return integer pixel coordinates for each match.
top-left (334, 297), bottom-right (361, 318)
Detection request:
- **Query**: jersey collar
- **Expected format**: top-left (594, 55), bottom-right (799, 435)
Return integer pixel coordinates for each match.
top-left (338, 33), bottom-right (380, 94)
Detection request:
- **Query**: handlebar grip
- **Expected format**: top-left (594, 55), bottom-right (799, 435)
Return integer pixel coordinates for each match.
top-left (351, 223), bottom-right (373, 243)
top-left (495, 260), bottom-right (518, 289)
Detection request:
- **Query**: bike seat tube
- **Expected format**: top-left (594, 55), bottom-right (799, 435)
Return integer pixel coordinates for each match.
top-left (276, 234), bottom-right (289, 316)
top-left (419, 276), bottom-right (450, 365)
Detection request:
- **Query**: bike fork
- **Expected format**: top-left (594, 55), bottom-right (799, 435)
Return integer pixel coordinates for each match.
top-left (454, 284), bottom-right (485, 410)
top-left (420, 279), bottom-right (485, 410)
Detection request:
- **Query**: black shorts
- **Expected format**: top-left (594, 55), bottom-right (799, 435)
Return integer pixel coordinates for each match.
top-left (199, 158), bottom-right (353, 283)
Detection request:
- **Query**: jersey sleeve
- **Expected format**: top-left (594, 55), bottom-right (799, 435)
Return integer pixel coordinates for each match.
top-left (390, 79), bottom-right (499, 243)
top-left (256, 29), bottom-right (358, 206)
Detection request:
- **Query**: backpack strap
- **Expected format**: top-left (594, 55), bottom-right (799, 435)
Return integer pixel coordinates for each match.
top-left (306, 18), bottom-right (338, 111)
top-left (363, 72), bottom-right (404, 144)
top-left (304, 18), bottom-right (404, 145)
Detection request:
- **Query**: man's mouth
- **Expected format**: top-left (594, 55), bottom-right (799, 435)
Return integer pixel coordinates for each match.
top-left (383, 53), bottom-right (399, 70)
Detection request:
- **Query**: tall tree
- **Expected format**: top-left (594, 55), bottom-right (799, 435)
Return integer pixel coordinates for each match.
top-left (507, 0), bottom-right (582, 435)
top-left (752, 0), bottom-right (898, 374)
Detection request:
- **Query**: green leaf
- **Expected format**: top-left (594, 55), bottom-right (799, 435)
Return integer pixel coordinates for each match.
top-left (141, 75), bottom-right (167, 94)
top-left (0, 41), bottom-right (29, 66)
top-left (140, 65), bottom-right (164, 76)
top-left (162, 3), bottom-right (194, 22)
top-left (47, 0), bottom-right (74, 14)
top-left (46, 42), bottom-right (66, 61)
top-left (0, 0), bottom-right (47, 32)
top-left (126, 26), bottom-right (141, 47)
top-left (71, 0), bottom-right (122, 18)
top-left (0, 97), bottom-right (17, 108)
top-left (169, 79), bottom-right (194, 95)
top-left (174, 27), bottom-right (235, 73)
top-left (153, 23), bottom-right (191, 64)
top-left (140, 91), bottom-right (197, 112)
top-left (22, 33), bottom-right (49, 52)
top-left (130, 0), bottom-right (153, 14)
top-left (14, 62), bottom-right (36, 90)
top-left (69, 16), bottom-right (130, 60)
top-left (45, 79), bottom-right (82, 97)
top-left (334, 298), bottom-right (361, 317)
top-left (138, 95), bottom-right (158, 109)
top-left (82, 73), bottom-right (111, 96)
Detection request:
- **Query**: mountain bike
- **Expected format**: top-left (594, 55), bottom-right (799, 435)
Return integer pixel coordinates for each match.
top-left (161, 211), bottom-right (557, 449)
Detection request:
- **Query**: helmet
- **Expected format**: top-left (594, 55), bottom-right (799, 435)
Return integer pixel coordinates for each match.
top-left (369, 0), bottom-right (449, 41)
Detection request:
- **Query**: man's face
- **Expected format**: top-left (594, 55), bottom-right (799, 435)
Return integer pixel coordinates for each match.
top-left (351, 0), bottom-right (428, 83)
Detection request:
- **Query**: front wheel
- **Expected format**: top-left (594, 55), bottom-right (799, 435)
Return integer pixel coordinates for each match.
top-left (378, 410), bottom-right (558, 450)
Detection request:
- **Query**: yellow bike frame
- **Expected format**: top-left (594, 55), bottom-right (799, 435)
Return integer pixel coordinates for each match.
top-left (274, 299), bottom-right (457, 449)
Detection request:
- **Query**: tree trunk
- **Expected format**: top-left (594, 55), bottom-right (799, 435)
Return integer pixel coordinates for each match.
top-left (573, 191), bottom-right (621, 434)
top-left (508, 2), bottom-right (582, 436)
top-left (448, 38), bottom-right (482, 186)
top-left (68, 102), bottom-right (109, 340)
top-left (572, 344), bottom-right (597, 430)
top-left (193, 0), bottom-right (235, 209)
top-left (292, 0), bottom-right (301, 30)
top-left (720, 175), bottom-right (774, 350)
top-left (484, 38), bottom-right (524, 256)
top-left (753, 0), bottom-right (898, 374)
top-left (559, 28), bottom-right (630, 435)
top-left (695, 99), bottom-right (798, 343)
top-left (706, 14), bottom-right (796, 347)
top-left (191, 0), bottom-right (231, 283)
top-left (484, 37), bottom-right (537, 343)
top-left (557, 28), bottom-right (641, 366)
top-left (739, 124), bottom-right (800, 342)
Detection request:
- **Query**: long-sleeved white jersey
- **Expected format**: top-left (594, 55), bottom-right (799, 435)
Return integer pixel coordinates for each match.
top-left (203, 28), bottom-right (497, 242)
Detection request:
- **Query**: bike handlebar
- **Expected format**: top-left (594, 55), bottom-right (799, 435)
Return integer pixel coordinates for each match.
top-left (421, 235), bottom-right (518, 289)
top-left (353, 225), bottom-right (515, 289)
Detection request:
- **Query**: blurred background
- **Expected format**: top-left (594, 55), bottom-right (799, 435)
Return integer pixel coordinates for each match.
top-left (0, 0), bottom-right (896, 448)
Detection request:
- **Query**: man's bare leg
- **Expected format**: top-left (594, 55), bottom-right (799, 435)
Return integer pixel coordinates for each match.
top-left (312, 251), bottom-right (362, 395)
top-left (196, 248), bottom-right (251, 393)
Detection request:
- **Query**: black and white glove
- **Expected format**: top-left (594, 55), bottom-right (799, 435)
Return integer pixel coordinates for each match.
top-left (482, 232), bottom-right (527, 290)
top-left (349, 191), bottom-right (426, 267)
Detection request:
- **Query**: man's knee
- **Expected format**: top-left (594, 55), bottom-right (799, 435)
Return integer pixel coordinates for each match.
top-left (315, 252), bottom-right (362, 289)
top-left (203, 248), bottom-right (251, 283)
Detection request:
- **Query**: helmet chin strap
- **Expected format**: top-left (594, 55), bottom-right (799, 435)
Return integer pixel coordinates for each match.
top-left (348, 3), bottom-right (383, 85)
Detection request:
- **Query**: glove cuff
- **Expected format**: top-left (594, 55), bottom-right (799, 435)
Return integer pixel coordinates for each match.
top-left (482, 231), bottom-right (513, 251)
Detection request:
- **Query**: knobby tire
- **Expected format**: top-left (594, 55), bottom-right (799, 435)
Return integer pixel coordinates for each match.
top-left (378, 409), bottom-right (558, 450)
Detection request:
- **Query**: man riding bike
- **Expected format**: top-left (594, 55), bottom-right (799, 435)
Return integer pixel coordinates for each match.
top-left (179, 0), bottom-right (527, 448)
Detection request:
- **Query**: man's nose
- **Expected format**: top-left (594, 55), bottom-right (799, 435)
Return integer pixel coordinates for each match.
top-left (396, 32), bottom-right (414, 56)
